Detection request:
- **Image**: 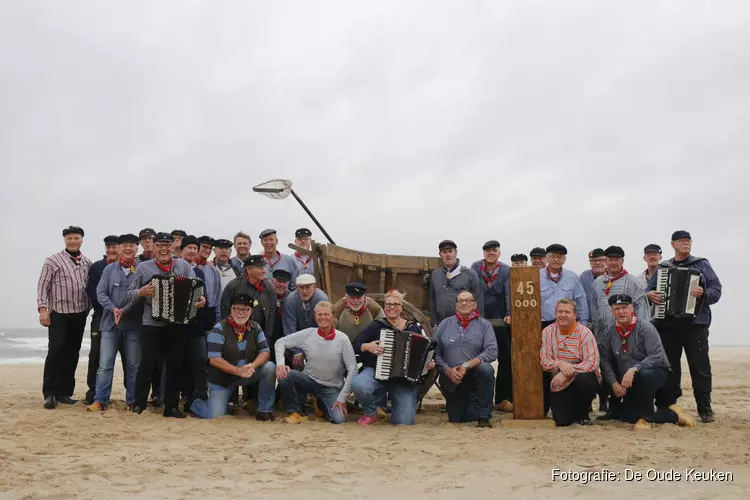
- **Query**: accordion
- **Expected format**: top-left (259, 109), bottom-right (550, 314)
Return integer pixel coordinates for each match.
top-left (150, 275), bottom-right (204, 324)
top-left (375, 329), bottom-right (435, 383)
top-left (654, 267), bottom-right (701, 320)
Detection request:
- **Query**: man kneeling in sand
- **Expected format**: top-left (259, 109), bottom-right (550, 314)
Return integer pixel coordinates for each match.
top-left (187, 294), bottom-right (277, 420)
top-left (598, 294), bottom-right (695, 429)
top-left (275, 301), bottom-right (357, 424)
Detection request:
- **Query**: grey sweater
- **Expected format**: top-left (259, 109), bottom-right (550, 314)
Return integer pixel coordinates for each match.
top-left (590, 272), bottom-right (650, 335)
top-left (127, 259), bottom-right (196, 327)
top-left (274, 328), bottom-right (357, 403)
top-left (429, 261), bottom-right (484, 325)
top-left (598, 319), bottom-right (670, 386)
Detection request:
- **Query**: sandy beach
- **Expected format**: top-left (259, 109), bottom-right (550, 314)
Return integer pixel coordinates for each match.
top-left (1, 347), bottom-right (749, 499)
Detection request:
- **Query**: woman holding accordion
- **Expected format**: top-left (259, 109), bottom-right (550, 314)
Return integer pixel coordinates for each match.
top-left (351, 290), bottom-right (434, 426)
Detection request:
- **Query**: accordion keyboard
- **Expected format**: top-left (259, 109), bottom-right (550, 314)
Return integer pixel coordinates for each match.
top-left (654, 269), bottom-right (669, 320)
top-left (375, 329), bottom-right (395, 381)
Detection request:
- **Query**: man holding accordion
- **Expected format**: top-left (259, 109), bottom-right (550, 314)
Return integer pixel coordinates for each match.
top-left (646, 230), bottom-right (722, 423)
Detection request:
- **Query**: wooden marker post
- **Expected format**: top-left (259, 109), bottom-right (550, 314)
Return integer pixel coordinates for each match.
top-left (509, 266), bottom-right (545, 420)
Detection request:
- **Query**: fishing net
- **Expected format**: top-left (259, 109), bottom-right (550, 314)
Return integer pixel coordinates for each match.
top-left (252, 179), bottom-right (293, 199)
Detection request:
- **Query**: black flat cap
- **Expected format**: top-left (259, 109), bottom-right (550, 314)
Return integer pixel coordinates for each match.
top-left (259, 229), bottom-right (277, 239)
top-left (511, 253), bottom-right (528, 262)
top-left (153, 232), bottom-right (174, 243)
top-left (213, 239), bottom-right (233, 248)
top-left (180, 235), bottom-right (199, 250)
top-left (529, 247), bottom-right (546, 257)
top-left (103, 234), bottom-right (119, 245)
top-left (62, 226), bottom-right (84, 237)
top-left (272, 269), bottom-right (292, 282)
top-left (608, 293), bottom-right (633, 306)
top-left (482, 240), bottom-right (500, 251)
top-left (117, 233), bottom-right (139, 245)
top-left (345, 282), bottom-right (367, 296)
top-left (139, 228), bottom-right (156, 239)
top-left (197, 235), bottom-right (215, 246)
top-left (295, 228), bottom-right (312, 238)
top-left (243, 254), bottom-right (266, 268)
top-left (644, 244), bottom-right (662, 254)
top-left (231, 293), bottom-right (253, 306)
top-left (588, 248), bottom-right (605, 259)
top-left (604, 245), bottom-right (625, 258)
top-left (545, 244), bottom-right (567, 255)
top-left (171, 229), bottom-right (187, 237)
top-left (438, 239), bottom-right (457, 251)
top-left (671, 230), bottom-right (691, 241)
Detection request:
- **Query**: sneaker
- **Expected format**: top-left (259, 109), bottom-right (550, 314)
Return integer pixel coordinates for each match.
top-left (494, 400), bottom-right (514, 413)
top-left (477, 418), bottom-right (493, 428)
top-left (285, 412), bottom-right (304, 424)
top-left (357, 415), bottom-right (379, 426)
top-left (699, 409), bottom-right (715, 424)
top-left (256, 412), bottom-right (277, 422)
top-left (634, 418), bottom-right (652, 430)
top-left (576, 418), bottom-right (594, 426)
top-left (87, 402), bottom-right (104, 412)
top-left (669, 405), bottom-right (697, 427)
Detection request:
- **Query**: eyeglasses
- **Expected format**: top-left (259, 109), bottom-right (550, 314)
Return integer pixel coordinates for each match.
top-left (384, 303), bottom-right (402, 308)
top-left (457, 299), bottom-right (476, 304)
top-left (231, 307), bottom-right (251, 314)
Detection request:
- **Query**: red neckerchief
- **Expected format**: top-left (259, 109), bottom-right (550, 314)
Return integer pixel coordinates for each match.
top-left (155, 259), bottom-right (174, 273)
top-left (295, 251), bottom-right (311, 266)
top-left (456, 309), bottom-right (480, 329)
top-left (317, 327), bottom-right (336, 341)
top-left (227, 317), bottom-right (247, 342)
top-left (546, 266), bottom-right (562, 284)
top-left (276, 292), bottom-right (286, 315)
top-left (105, 255), bottom-right (117, 264)
top-left (249, 279), bottom-right (265, 292)
top-left (264, 251), bottom-right (281, 268)
top-left (119, 258), bottom-right (136, 272)
top-left (615, 313), bottom-right (637, 352)
top-left (480, 262), bottom-right (499, 287)
top-left (348, 302), bottom-right (367, 325)
top-left (195, 256), bottom-right (207, 266)
top-left (604, 269), bottom-right (628, 295)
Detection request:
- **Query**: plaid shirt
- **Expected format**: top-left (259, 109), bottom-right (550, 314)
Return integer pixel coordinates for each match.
top-left (37, 250), bottom-right (93, 314)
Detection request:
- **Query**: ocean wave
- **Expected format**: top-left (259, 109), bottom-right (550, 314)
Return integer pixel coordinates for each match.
top-left (0, 356), bottom-right (46, 365)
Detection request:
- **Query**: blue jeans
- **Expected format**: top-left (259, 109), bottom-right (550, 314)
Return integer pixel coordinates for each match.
top-left (352, 367), bottom-right (418, 425)
top-left (443, 363), bottom-right (495, 422)
top-left (190, 362), bottom-right (276, 419)
top-left (279, 370), bottom-right (346, 424)
top-left (94, 328), bottom-right (140, 406)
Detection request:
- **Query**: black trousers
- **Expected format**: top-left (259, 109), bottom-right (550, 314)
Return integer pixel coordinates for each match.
top-left (654, 323), bottom-right (712, 412)
top-left (181, 333), bottom-right (208, 402)
top-left (42, 311), bottom-right (88, 398)
top-left (86, 313), bottom-right (126, 402)
top-left (549, 372), bottom-right (598, 426)
top-left (134, 324), bottom-right (187, 410)
top-left (493, 325), bottom-right (513, 404)
top-left (609, 367), bottom-right (677, 424)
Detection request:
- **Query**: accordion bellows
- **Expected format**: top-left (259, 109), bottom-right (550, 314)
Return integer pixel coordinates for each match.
top-left (151, 275), bottom-right (204, 324)
top-left (375, 329), bottom-right (435, 383)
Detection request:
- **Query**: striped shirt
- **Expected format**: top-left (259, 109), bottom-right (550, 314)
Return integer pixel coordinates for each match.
top-left (207, 323), bottom-right (270, 364)
top-left (37, 250), bottom-right (93, 314)
top-left (540, 322), bottom-right (600, 391)
top-left (274, 327), bottom-right (357, 403)
top-left (216, 264), bottom-right (238, 294)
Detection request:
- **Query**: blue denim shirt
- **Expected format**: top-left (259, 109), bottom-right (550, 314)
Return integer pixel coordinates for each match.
top-left (96, 262), bottom-right (142, 332)
top-left (539, 267), bottom-right (589, 324)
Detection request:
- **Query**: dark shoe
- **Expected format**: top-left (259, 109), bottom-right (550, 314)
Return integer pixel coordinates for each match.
top-left (596, 412), bottom-right (616, 421)
top-left (164, 407), bottom-right (186, 419)
top-left (699, 409), bottom-right (714, 423)
top-left (149, 396), bottom-right (163, 407)
top-left (57, 396), bottom-right (78, 405)
top-left (598, 401), bottom-right (609, 413)
top-left (577, 418), bottom-right (594, 426)
top-left (85, 390), bottom-right (95, 405)
top-left (43, 396), bottom-right (57, 409)
top-left (477, 418), bottom-right (493, 428)
top-left (131, 405), bottom-right (146, 415)
top-left (256, 412), bottom-right (277, 422)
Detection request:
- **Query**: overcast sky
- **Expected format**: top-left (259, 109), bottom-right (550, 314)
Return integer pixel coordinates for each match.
top-left (1, 1), bottom-right (747, 343)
